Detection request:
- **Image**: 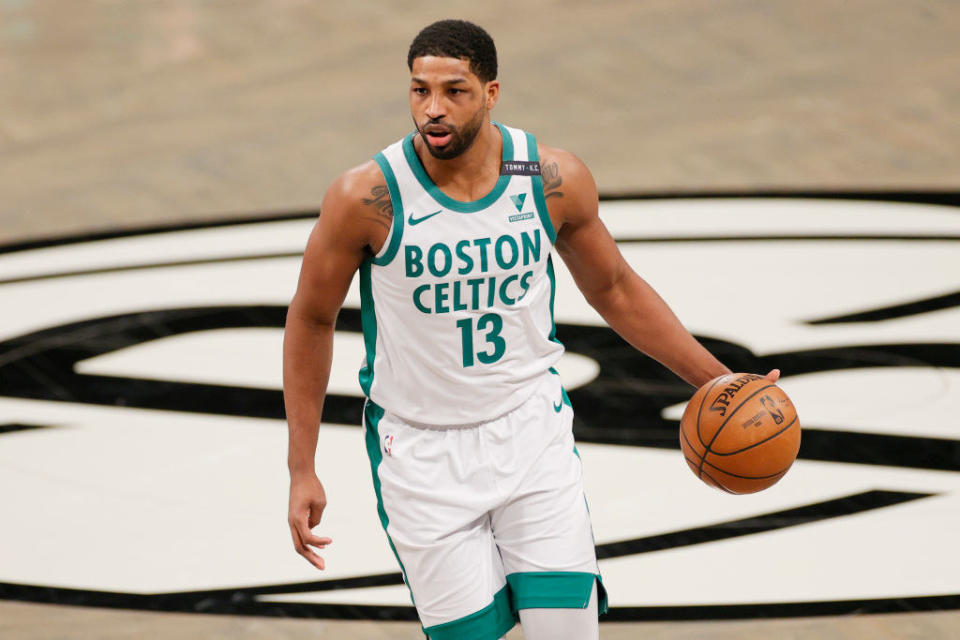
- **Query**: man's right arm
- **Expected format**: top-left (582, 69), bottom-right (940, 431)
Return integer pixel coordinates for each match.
top-left (283, 160), bottom-right (390, 570)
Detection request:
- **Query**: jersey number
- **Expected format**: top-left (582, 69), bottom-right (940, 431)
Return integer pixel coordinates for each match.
top-left (456, 313), bottom-right (505, 367)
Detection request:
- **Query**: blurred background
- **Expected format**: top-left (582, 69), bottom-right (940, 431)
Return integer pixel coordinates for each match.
top-left (2, 1), bottom-right (960, 639)
top-left (3, 0), bottom-right (958, 243)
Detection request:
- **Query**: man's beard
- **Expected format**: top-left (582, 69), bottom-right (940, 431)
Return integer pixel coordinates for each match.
top-left (415, 107), bottom-right (486, 160)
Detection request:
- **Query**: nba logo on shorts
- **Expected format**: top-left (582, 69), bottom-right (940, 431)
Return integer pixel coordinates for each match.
top-left (383, 434), bottom-right (395, 456)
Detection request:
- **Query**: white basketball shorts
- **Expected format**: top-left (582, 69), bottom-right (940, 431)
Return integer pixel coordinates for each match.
top-left (361, 369), bottom-right (608, 640)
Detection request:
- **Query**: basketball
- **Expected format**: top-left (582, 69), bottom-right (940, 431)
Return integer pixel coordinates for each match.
top-left (679, 373), bottom-right (801, 494)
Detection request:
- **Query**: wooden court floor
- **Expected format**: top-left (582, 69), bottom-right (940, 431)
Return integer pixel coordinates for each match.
top-left (4, 600), bottom-right (960, 640)
top-left (2, 1), bottom-right (960, 638)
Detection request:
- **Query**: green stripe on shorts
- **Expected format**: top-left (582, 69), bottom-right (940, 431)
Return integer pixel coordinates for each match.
top-left (506, 571), bottom-right (601, 610)
top-left (362, 400), bottom-right (416, 608)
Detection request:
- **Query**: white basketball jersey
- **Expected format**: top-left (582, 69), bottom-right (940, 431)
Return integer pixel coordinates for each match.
top-left (358, 122), bottom-right (564, 425)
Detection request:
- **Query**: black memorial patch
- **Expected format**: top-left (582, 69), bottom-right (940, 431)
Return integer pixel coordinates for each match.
top-left (500, 161), bottom-right (541, 176)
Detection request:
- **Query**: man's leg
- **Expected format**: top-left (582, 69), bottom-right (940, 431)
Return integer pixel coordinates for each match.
top-left (487, 372), bottom-right (607, 639)
top-left (362, 401), bottom-right (518, 640)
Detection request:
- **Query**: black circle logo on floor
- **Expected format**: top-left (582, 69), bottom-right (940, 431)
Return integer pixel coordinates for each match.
top-left (1, 192), bottom-right (959, 620)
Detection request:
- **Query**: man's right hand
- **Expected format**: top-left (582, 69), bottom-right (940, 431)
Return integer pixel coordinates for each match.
top-left (287, 473), bottom-right (333, 570)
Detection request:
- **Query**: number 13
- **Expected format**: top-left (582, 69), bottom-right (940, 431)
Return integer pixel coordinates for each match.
top-left (456, 313), bottom-right (505, 367)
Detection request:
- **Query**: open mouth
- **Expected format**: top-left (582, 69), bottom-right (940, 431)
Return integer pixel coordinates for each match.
top-left (424, 130), bottom-right (453, 147)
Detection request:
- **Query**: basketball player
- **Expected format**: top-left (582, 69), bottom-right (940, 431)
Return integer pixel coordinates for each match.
top-left (283, 19), bottom-right (780, 640)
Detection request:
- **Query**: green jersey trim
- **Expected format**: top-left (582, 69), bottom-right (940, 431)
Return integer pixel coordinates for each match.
top-left (401, 122), bottom-right (515, 213)
top-left (362, 400), bottom-right (417, 609)
top-left (358, 259), bottom-right (377, 396)
top-left (371, 152), bottom-right (404, 266)
top-left (546, 254), bottom-right (564, 348)
top-left (423, 585), bottom-right (515, 640)
top-left (524, 131), bottom-right (558, 244)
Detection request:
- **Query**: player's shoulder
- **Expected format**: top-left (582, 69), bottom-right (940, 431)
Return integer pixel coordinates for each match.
top-left (323, 159), bottom-right (385, 213)
top-left (536, 142), bottom-right (596, 194)
top-left (533, 141), bottom-right (598, 226)
top-left (312, 159), bottom-right (393, 254)
top-left (536, 142), bottom-right (588, 175)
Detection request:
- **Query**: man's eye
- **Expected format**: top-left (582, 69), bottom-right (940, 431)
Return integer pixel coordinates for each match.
top-left (413, 88), bottom-right (427, 96)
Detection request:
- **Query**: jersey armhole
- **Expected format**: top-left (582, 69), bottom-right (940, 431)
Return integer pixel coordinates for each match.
top-left (371, 152), bottom-right (405, 266)
top-left (524, 132), bottom-right (558, 245)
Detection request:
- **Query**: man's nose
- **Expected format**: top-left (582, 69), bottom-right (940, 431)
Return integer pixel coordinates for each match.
top-left (425, 94), bottom-right (445, 120)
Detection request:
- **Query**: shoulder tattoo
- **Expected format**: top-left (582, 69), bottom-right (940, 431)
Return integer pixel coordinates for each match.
top-left (361, 184), bottom-right (394, 230)
top-left (542, 161), bottom-right (563, 199)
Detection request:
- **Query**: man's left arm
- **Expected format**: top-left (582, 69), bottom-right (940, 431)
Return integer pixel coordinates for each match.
top-left (542, 147), bottom-right (778, 389)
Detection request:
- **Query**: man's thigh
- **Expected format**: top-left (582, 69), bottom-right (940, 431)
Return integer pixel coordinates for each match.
top-left (489, 373), bottom-right (607, 614)
top-left (363, 400), bottom-right (516, 639)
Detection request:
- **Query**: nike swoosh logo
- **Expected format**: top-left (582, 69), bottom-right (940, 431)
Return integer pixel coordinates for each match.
top-left (553, 398), bottom-right (563, 412)
top-left (408, 210), bottom-right (442, 226)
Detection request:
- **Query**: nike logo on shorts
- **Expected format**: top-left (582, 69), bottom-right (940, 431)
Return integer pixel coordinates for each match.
top-left (408, 210), bottom-right (442, 226)
top-left (553, 398), bottom-right (563, 412)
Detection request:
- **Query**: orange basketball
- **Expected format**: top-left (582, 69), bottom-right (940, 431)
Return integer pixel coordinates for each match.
top-left (679, 372), bottom-right (801, 494)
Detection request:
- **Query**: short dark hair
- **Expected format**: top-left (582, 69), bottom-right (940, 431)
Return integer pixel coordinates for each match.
top-left (407, 20), bottom-right (498, 83)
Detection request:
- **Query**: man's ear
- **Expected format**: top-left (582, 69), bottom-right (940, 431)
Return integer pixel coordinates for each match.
top-left (485, 80), bottom-right (500, 110)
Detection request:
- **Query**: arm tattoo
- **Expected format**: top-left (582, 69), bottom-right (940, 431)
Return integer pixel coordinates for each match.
top-left (542, 162), bottom-right (563, 199)
top-left (361, 185), bottom-right (394, 230)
